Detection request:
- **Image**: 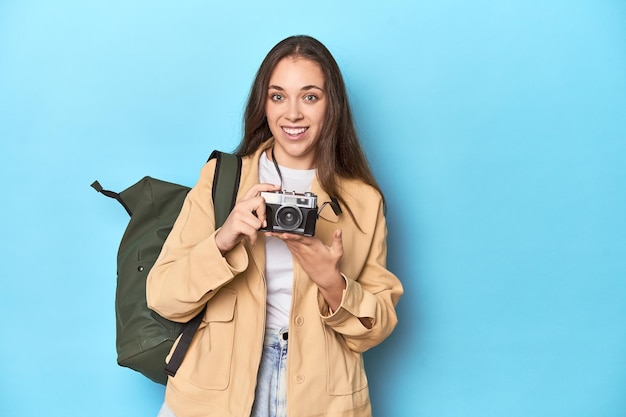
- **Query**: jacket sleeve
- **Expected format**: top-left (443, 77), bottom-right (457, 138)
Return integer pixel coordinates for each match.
top-left (318, 192), bottom-right (403, 353)
top-left (146, 159), bottom-right (248, 322)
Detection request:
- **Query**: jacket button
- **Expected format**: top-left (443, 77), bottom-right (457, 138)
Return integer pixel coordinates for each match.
top-left (295, 316), bottom-right (304, 326)
top-left (295, 374), bottom-right (305, 384)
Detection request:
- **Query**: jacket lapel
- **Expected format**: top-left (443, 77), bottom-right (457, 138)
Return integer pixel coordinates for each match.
top-left (237, 144), bottom-right (268, 276)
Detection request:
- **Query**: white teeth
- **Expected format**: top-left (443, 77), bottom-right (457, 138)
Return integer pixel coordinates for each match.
top-left (283, 127), bottom-right (307, 135)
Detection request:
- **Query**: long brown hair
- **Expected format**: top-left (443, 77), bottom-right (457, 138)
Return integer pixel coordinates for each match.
top-left (235, 35), bottom-right (383, 227)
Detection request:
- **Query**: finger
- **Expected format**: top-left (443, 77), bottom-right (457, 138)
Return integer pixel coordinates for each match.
top-left (230, 196), bottom-right (268, 228)
top-left (273, 233), bottom-right (311, 246)
top-left (241, 183), bottom-right (281, 200)
top-left (241, 212), bottom-right (265, 231)
top-left (331, 229), bottom-right (343, 252)
top-left (215, 216), bottom-right (262, 253)
top-left (247, 227), bottom-right (259, 245)
top-left (238, 219), bottom-right (265, 245)
top-left (326, 230), bottom-right (343, 260)
top-left (250, 197), bottom-right (269, 227)
top-left (230, 201), bottom-right (262, 225)
top-left (276, 232), bottom-right (301, 241)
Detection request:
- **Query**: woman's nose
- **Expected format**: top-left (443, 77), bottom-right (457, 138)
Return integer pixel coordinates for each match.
top-left (285, 101), bottom-right (303, 121)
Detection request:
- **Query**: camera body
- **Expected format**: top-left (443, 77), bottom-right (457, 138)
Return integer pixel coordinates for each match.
top-left (260, 191), bottom-right (318, 236)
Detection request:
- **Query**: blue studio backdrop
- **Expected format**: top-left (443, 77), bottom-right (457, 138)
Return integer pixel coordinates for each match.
top-left (1, 1), bottom-right (625, 416)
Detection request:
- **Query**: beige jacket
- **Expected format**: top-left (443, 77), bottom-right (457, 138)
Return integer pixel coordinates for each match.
top-left (147, 140), bottom-right (403, 417)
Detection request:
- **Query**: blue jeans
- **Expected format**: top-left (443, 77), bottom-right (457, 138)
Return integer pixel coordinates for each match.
top-left (250, 328), bottom-right (288, 417)
top-left (157, 328), bottom-right (288, 417)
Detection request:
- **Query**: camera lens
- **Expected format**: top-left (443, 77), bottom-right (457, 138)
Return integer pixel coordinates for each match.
top-left (275, 206), bottom-right (303, 231)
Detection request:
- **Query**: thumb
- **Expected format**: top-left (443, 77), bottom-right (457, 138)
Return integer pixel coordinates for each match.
top-left (331, 229), bottom-right (343, 252)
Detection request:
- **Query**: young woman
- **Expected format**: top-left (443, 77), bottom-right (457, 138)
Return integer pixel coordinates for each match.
top-left (147, 35), bottom-right (403, 417)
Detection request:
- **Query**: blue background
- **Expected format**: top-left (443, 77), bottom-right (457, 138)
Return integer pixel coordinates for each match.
top-left (1, 1), bottom-right (625, 416)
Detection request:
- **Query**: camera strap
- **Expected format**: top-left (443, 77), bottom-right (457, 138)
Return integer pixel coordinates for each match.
top-left (270, 146), bottom-right (285, 189)
top-left (270, 146), bottom-right (342, 218)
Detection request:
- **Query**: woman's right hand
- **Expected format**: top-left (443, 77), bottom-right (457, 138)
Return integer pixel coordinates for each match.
top-left (214, 183), bottom-right (281, 255)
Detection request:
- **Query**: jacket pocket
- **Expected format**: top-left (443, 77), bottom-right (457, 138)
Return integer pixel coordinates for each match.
top-left (323, 327), bottom-right (368, 395)
top-left (175, 287), bottom-right (237, 390)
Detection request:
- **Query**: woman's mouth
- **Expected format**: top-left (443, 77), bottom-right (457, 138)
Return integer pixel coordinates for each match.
top-left (282, 126), bottom-right (308, 139)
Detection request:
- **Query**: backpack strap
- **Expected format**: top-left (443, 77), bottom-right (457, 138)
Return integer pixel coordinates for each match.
top-left (210, 151), bottom-right (243, 227)
top-left (164, 151), bottom-right (242, 379)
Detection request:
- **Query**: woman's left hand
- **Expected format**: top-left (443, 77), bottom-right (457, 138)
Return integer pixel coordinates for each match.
top-left (265, 229), bottom-right (346, 311)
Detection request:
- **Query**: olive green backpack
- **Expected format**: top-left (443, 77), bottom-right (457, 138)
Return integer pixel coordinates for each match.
top-left (92, 151), bottom-right (241, 385)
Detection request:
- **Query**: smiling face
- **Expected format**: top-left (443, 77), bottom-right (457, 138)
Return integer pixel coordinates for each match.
top-left (265, 57), bottom-right (327, 169)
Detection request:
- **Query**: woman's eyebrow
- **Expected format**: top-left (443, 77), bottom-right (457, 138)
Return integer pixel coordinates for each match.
top-left (302, 85), bottom-right (324, 92)
top-left (268, 84), bottom-right (324, 92)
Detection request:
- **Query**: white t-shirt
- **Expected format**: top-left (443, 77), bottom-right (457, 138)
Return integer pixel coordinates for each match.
top-left (259, 151), bottom-right (316, 330)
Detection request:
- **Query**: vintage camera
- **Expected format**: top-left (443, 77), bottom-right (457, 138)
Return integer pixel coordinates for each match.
top-left (260, 191), bottom-right (318, 236)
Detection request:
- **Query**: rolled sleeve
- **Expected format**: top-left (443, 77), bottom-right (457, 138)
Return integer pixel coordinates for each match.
top-left (316, 185), bottom-right (403, 353)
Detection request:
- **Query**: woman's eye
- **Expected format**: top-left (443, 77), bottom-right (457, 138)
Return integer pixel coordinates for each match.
top-left (304, 94), bottom-right (318, 102)
top-left (271, 93), bottom-right (283, 101)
